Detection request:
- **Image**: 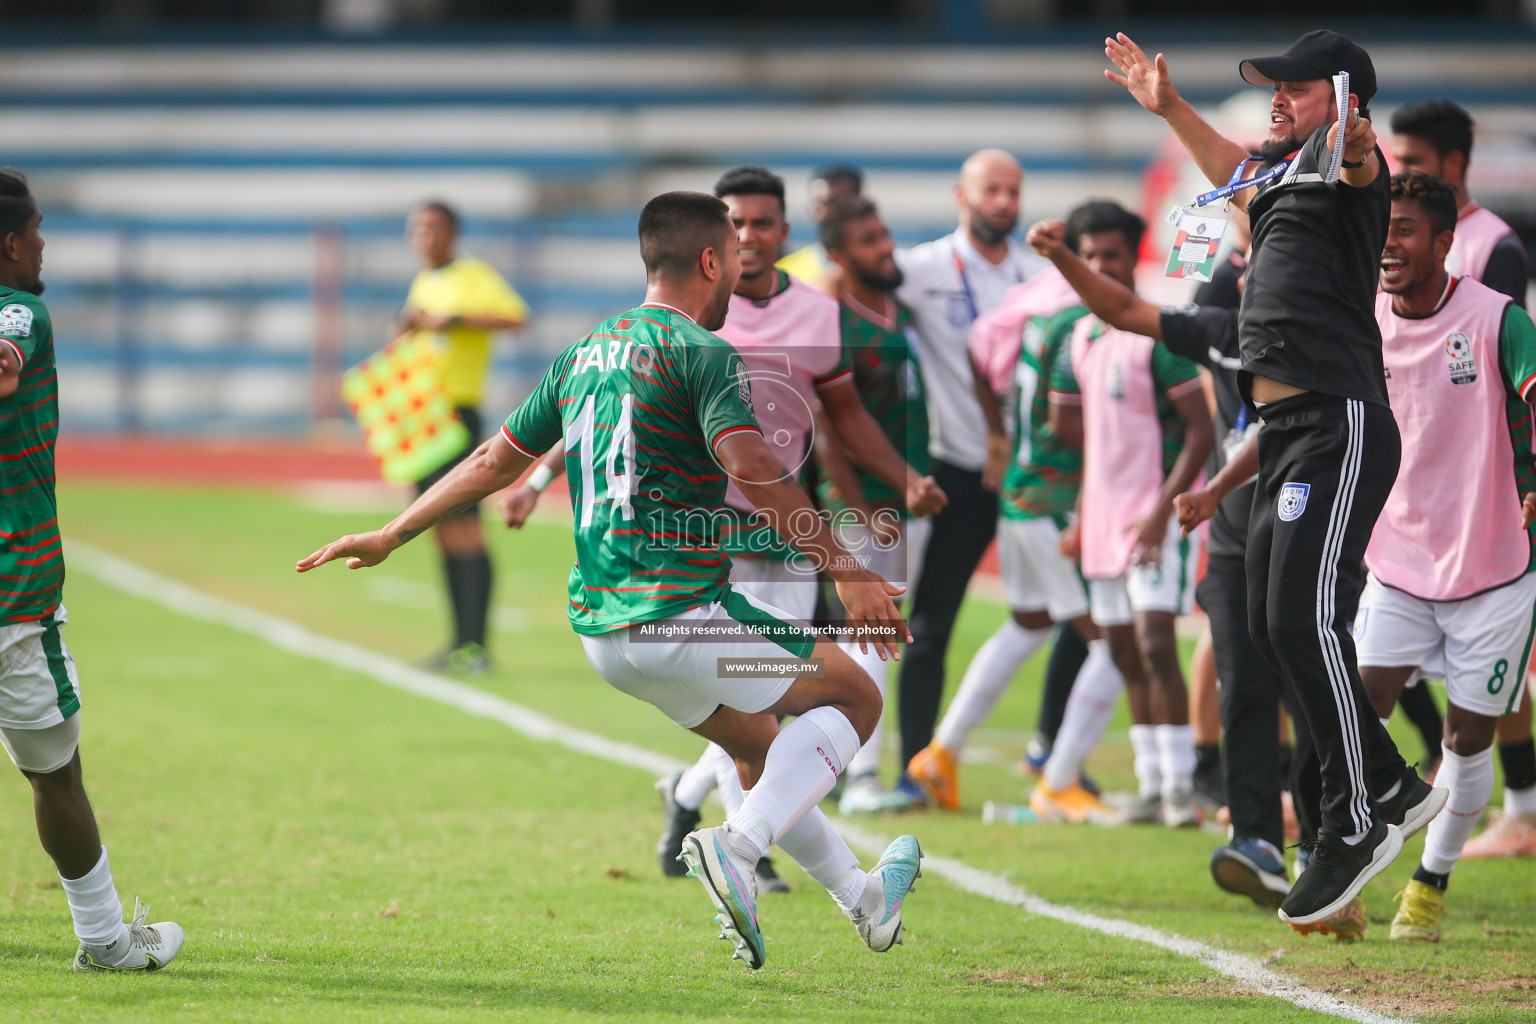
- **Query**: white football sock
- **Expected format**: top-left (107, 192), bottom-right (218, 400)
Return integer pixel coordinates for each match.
top-left (1130, 724), bottom-right (1161, 799)
top-left (674, 746), bottom-right (721, 812)
top-left (1504, 783), bottom-right (1536, 819)
top-left (709, 745), bottom-right (746, 816)
top-left (1421, 743), bottom-right (1495, 875)
top-left (1042, 639), bottom-right (1122, 791)
top-left (1156, 723), bottom-right (1197, 797)
top-left (773, 805), bottom-right (864, 909)
top-left (841, 639), bottom-right (889, 779)
top-left (727, 706), bottom-right (860, 859)
top-left (933, 619), bottom-right (1050, 752)
top-left (59, 846), bottom-right (127, 949)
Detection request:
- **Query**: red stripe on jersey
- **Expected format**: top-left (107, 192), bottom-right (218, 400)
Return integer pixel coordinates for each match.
top-left (710, 425), bottom-right (761, 450)
top-left (500, 424), bottom-right (541, 457)
top-left (0, 517), bottom-right (57, 539)
top-left (815, 368), bottom-right (855, 390)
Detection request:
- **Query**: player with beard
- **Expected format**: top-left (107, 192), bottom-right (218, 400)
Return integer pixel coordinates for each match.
top-left (893, 149), bottom-right (1048, 807)
top-left (1391, 101), bottom-right (1536, 861)
top-left (301, 191), bottom-right (925, 971)
top-left (0, 168), bottom-right (184, 972)
top-left (810, 196), bottom-right (937, 814)
top-left (1351, 172), bottom-right (1536, 941)
top-left (1106, 30), bottom-right (1450, 927)
top-left (654, 169), bottom-right (944, 883)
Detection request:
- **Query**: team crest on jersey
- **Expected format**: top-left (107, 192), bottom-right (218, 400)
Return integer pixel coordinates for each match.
top-left (1444, 331), bottom-right (1477, 385)
top-left (1278, 482), bottom-right (1310, 522)
top-left (1106, 360), bottom-right (1126, 400)
top-left (946, 295), bottom-right (971, 328)
top-left (0, 303), bottom-right (33, 338)
top-left (734, 360), bottom-right (752, 407)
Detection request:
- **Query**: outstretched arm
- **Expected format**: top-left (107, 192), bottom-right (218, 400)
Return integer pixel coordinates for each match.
top-left (298, 432), bottom-right (533, 571)
top-left (1104, 33), bottom-right (1255, 210)
top-left (717, 430), bottom-right (910, 660)
top-left (1026, 220), bottom-right (1163, 339)
top-left (497, 444), bottom-right (566, 529)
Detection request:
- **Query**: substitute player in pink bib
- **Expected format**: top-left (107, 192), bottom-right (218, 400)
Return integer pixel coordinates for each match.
top-left (1355, 172), bottom-right (1536, 943)
top-left (1051, 282), bottom-right (1213, 826)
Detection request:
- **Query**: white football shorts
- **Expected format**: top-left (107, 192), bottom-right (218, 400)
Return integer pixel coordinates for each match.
top-left (997, 515), bottom-right (1089, 622)
top-left (1088, 515), bottom-right (1199, 628)
top-left (1354, 570), bottom-right (1536, 719)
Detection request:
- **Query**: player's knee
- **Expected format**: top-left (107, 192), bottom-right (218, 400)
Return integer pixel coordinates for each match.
top-left (1136, 629), bottom-right (1179, 674)
top-left (4, 718), bottom-right (81, 781)
top-left (1443, 714), bottom-right (1497, 758)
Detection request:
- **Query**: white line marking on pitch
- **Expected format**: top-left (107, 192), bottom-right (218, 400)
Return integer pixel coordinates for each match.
top-left (70, 541), bottom-right (1410, 1024)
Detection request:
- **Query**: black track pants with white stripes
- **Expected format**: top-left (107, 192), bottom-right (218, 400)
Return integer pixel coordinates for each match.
top-left (1245, 394), bottom-right (1407, 838)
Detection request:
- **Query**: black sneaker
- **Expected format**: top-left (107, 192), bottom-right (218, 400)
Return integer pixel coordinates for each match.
top-left (755, 855), bottom-right (790, 894)
top-left (654, 771), bottom-right (700, 878)
top-left (1278, 820), bottom-right (1403, 926)
top-left (1376, 765), bottom-right (1448, 840)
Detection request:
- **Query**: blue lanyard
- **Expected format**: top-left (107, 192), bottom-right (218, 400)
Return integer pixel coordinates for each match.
top-left (953, 250), bottom-right (1022, 323)
top-left (1193, 152), bottom-right (1297, 208)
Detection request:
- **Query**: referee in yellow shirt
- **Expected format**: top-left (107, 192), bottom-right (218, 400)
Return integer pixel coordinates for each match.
top-left (392, 200), bottom-right (529, 672)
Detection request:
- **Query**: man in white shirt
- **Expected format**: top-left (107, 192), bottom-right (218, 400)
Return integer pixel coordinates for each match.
top-left (892, 148), bottom-right (1048, 805)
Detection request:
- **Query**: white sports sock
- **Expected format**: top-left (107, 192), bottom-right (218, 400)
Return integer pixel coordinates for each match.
top-left (710, 745), bottom-right (745, 816)
top-left (1504, 784), bottom-right (1536, 819)
top-left (1042, 640), bottom-right (1122, 791)
top-left (727, 706), bottom-right (861, 858)
top-left (1156, 724), bottom-right (1197, 797)
top-left (773, 805), bottom-right (864, 908)
top-left (1129, 724), bottom-right (1161, 799)
top-left (1421, 744), bottom-right (1495, 876)
top-left (841, 639), bottom-right (889, 779)
top-left (59, 847), bottom-right (127, 949)
top-left (933, 619), bottom-right (1050, 752)
top-left (674, 746), bottom-right (721, 812)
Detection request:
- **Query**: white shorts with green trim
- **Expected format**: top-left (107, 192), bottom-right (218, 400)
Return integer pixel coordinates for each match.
top-left (728, 556), bottom-right (818, 622)
top-left (1088, 517), bottom-right (1198, 628)
top-left (1354, 570), bottom-right (1536, 719)
top-left (0, 605), bottom-right (81, 730)
top-left (580, 585), bottom-right (819, 729)
top-left (997, 515), bottom-right (1089, 621)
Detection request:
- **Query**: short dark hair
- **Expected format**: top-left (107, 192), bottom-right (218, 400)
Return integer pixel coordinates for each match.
top-left (1391, 170), bottom-right (1459, 238)
top-left (1389, 99), bottom-right (1474, 163)
top-left (714, 165), bottom-right (786, 212)
top-left (1064, 200), bottom-right (1146, 255)
top-left (0, 168), bottom-right (37, 242)
top-left (638, 191), bottom-right (731, 279)
top-left (414, 199), bottom-right (460, 231)
top-left (818, 196), bottom-right (880, 253)
top-left (812, 164), bottom-right (864, 193)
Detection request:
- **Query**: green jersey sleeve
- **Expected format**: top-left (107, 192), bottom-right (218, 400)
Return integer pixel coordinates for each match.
top-left (501, 347), bottom-right (570, 456)
top-left (1149, 341), bottom-right (1203, 395)
top-left (0, 293), bottom-right (49, 365)
top-left (1499, 303), bottom-right (1536, 402)
top-left (1047, 327), bottom-right (1081, 399)
top-left (682, 333), bottom-right (762, 449)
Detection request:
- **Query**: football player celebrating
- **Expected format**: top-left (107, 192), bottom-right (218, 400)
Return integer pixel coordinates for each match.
top-left (300, 191), bottom-right (923, 972)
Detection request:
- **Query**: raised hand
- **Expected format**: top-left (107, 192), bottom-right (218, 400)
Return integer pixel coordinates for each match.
top-left (296, 531), bottom-right (394, 572)
top-left (1104, 33), bottom-right (1180, 117)
top-left (1025, 219), bottom-right (1068, 260)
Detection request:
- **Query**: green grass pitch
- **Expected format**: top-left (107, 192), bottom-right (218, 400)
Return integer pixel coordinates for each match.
top-left (0, 480), bottom-right (1530, 1023)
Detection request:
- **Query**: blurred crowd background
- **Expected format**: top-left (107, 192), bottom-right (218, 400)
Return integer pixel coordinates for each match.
top-left (8, 3), bottom-right (1534, 439)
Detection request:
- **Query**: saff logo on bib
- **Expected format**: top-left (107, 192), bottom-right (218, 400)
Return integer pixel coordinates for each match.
top-left (1444, 331), bottom-right (1477, 385)
top-left (0, 303), bottom-right (33, 338)
top-left (1278, 482), bottom-right (1310, 522)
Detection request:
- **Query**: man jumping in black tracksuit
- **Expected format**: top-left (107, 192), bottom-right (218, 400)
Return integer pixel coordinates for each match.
top-left (1105, 29), bottom-right (1447, 927)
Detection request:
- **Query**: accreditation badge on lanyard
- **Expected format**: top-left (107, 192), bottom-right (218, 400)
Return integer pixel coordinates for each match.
top-left (1162, 71), bottom-right (1351, 285)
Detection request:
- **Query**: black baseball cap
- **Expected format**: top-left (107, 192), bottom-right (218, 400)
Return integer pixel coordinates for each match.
top-left (1239, 30), bottom-right (1376, 106)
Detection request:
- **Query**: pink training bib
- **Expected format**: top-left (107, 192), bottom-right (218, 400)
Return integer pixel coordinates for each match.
top-left (969, 268), bottom-right (1082, 395)
top-left (1369, 276), bottom-right (1529, 600)
top-left (1446, 203), bottom-right (1520, 286)
top-left (716, 279), bottom-right (849, 513)
top-left (1072, 319), bottom-right (1183, 579)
